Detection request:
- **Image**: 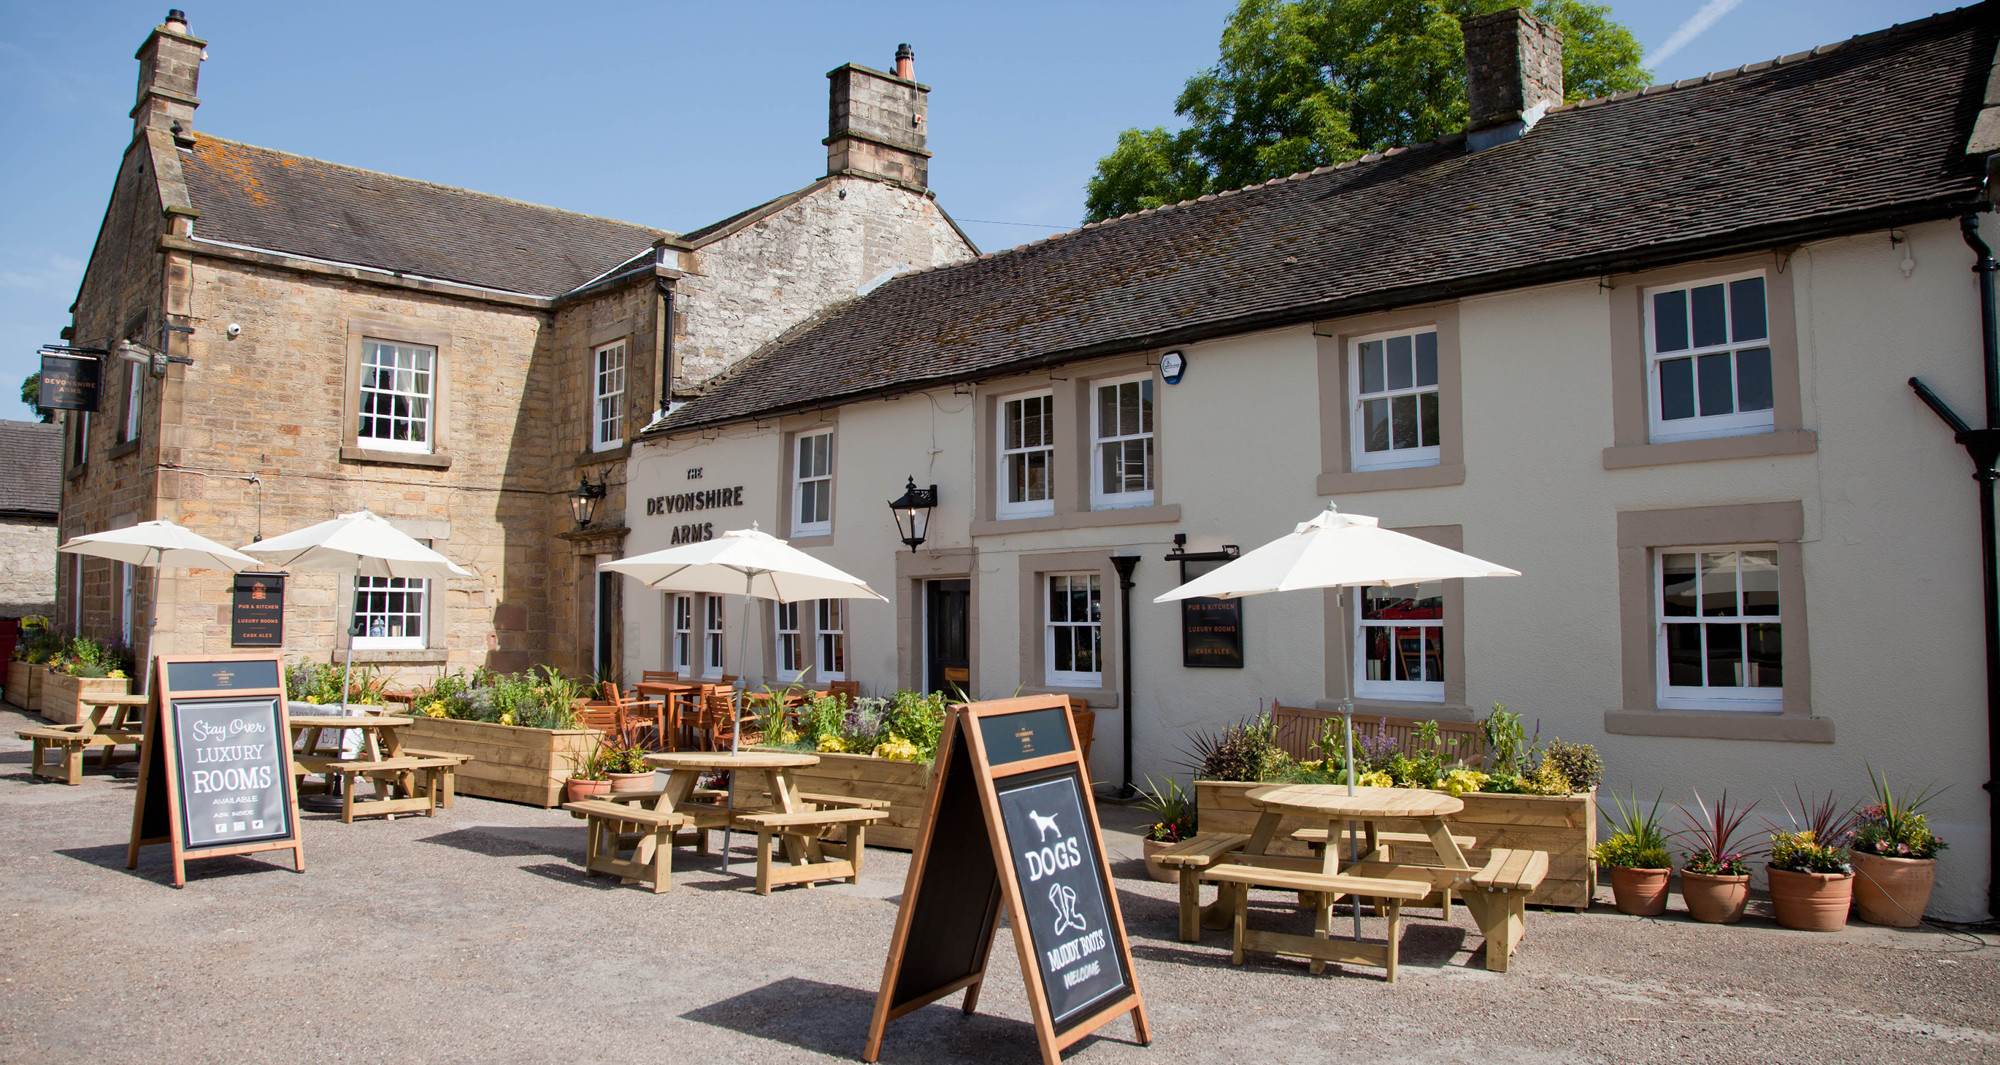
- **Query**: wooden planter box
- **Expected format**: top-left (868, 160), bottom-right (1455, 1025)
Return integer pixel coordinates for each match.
top-left (747, 748), bottom-right (934, 850)
top-left (40, 671), bottom-right (133, 726)
top-left (1195, 780), bottom-right (1597, 910)
top-left (5, 661), bottom-right (44, 712)
top-left (399, 717), bottom-right (603, 808)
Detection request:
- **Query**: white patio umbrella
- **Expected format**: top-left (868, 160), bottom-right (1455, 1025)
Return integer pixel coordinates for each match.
top-left (1155, 506), bottom-right (1519, 935)
top-left (602, 523), bottom-right (886, 871)
top-left (238, 509), bottom-right (474, 717)
top-left (57, 519), bottom-right (266, 696)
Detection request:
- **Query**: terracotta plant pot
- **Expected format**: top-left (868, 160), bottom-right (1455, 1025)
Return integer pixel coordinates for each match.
top-left (606, 771), bottom-right (653, 794)
top-left (1679, 869), bottom-right (1751, 924)
top-left (1608, 866), bottom-right (1671, 915)
top-left (1850, 850), bottom-right (1935, 928)
top-left (1766, 865), bottom-right (1854, 931)
top-left (564, 777), bottom-right (611, 803)
top-left (1141, 838), bottom-right (1180, 884)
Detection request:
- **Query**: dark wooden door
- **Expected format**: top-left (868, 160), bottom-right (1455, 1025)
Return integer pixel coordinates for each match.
top-left (925, 579), bottom-right (970, 696)
top-left (596, 569), bottom-right (618, 682)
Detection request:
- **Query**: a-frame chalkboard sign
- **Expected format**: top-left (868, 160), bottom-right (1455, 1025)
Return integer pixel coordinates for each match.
top-left (864, 695), bottom-right (1149, 1065)
top-left (126, 653), bottom-right (304, 887)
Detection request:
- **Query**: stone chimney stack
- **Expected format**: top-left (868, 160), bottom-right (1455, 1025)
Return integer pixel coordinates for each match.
top-left (133, 8), bottom-right (205, 143)
top-left (1461, 8), bottom-right (1563, 152)
top-left (825, 44), bottom-right (930, 189)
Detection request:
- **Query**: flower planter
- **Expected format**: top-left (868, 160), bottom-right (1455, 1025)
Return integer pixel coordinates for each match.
top-left (1196, 780), bottom-right (1597, 909)
top-left (1766, 865), bottom-right (1853, 931)
top-left (748, 748), bottom-right (934, 850)
top-left (606, 771), bottom-right (653, 794)
top-left (399, 717), bottom-right (604, 808)
top-left (1679, 870), bottom-right (1750, 924)
top-left (1849, 850), bottom-right (1935, 928)
top-left (1608, 866), bottom-right (1671, 916)
top-left (39, 670), bottom-right (132, 726)
top-left (1141, 838), bottom-right (1180, 884)
top-left (565, 777), bottom-right (611, 803)
top-left (5, 661), bottom-right (43, 711)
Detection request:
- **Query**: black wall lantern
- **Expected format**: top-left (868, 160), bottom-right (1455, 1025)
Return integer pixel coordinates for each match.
top-left (888, 477), bottom-right (938, 552)
top-left (570, 472), bottom-right (608, 528)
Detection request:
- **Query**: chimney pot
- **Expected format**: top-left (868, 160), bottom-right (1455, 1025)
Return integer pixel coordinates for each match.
top-left (165, 9), bottom-right (187, 30)
top-left (895, 43), bottom-right (915, 80)
top-left (1461, 8), bottom-right (1563, 152)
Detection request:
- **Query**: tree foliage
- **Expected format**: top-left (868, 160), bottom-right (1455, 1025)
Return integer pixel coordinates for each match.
top-left (1084, 0), bottom-right (1649, 222)
top-left (20, 373), bottom-right (51, 423)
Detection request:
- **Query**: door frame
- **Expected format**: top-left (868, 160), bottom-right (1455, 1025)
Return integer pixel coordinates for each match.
top-left (895, 549), bottom-right (978, 695)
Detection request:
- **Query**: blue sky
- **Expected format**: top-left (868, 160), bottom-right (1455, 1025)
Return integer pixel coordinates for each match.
top-left (0, 0), bottom-right (1960, 418)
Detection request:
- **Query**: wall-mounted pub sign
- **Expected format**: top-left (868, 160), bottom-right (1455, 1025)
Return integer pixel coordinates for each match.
top-left (1176, 555), bottom-right (1243, 668)
top-left (38, 350), bottom-right (102, 412)
top-left (230, 572), bottom-right (286, 647)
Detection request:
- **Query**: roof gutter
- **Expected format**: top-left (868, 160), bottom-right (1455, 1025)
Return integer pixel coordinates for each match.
top-left (652, 193), bottom-right (1977, 436)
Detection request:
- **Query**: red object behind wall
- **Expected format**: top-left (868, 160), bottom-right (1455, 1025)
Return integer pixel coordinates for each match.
top-left (0, 618), bottom-right (18, 667)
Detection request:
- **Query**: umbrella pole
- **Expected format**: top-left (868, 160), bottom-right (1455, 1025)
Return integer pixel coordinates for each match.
top-left (720, 585), bottom-right (752, 877)
top-left (1340, 588), bottom-right (1360, 939)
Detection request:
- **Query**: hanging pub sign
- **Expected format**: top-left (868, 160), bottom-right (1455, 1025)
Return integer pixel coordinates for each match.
top-left (37, 350), bottom-right (102, 412)
top-left (230, 572), bottom-right (286, 647)
top-left (865, 695), bottom-right (1149, 1065)
top-left (126, 653), bottom-right (304, 887)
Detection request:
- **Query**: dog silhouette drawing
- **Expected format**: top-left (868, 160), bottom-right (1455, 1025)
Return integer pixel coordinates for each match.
top-left (1028, 810), bottom-right (1061, 842)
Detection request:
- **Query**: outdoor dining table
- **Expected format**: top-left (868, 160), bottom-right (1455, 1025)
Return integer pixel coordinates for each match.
top-left (289, 713), bottom-right (458, 822)
top-left (634, 680), bottom-right (702, 749)
top-left (638, 749), bottom-right (820, 835)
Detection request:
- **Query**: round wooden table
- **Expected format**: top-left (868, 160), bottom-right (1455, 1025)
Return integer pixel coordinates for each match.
top-left (645, 750), bottom-right (817, 772)
top-left (641, 751), bottom-right (824, 879)
top-left (1244, 784), bottom-right (1463, 820)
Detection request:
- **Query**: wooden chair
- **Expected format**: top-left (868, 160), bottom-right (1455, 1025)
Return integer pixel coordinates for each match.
top-left (641, 671), bottom-right (681, 683)
top-left (598, 683), bottom-right (662, 749)
top-left (577, 696), bottom-right (629, 746)
top-left (827, 680), bottom-right (861, 707)
top-left (693, 687), bottom-right (738, 751)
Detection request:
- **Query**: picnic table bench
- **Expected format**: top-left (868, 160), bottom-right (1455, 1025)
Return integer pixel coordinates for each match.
top-left (289, 714), bottom-right (471, 823)
top-left (16, 693), bottom-right (147, 785)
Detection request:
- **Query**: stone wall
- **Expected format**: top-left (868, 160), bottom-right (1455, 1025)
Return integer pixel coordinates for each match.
top-left (0, 517), bottom-right (57, 618)
top-left (673, 176), bottom-right (975, 387)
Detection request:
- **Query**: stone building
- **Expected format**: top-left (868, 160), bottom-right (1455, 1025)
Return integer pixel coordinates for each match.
top-left (629, 7), bottom-right (2000, 918)
top-left (0, 421), bottom-right (61, 620)
top-left (58, 10), bottom-right (974, 681)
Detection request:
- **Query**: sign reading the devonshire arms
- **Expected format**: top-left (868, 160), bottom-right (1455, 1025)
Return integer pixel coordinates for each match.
top-left (38, 351), bottom-right (102, 412)
top-left (230, 573), bottom-right (285, 647)
top-left (644, 485), bottom-right (746, 545)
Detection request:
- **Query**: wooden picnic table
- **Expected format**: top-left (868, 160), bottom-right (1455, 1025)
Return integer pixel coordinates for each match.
top-left (288, 713), bottom-right (467, 823)
top-left (567, 749), bottom-right (884, 894)
top-left (633, 680), bottom-right (703, 749)
top-left (17, 692), bottom-right (150, 784)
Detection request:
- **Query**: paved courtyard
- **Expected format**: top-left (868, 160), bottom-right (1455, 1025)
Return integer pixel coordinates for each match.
top-left (2, 702), bottom-right (1994, 1065)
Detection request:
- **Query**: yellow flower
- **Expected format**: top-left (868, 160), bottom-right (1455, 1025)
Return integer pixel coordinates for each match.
top-left (1357, 770), bottom-right (1395, 789)
top-left (498, 711), bottom-right (516, 726)
top-left (872, 734), bottom-right (920, 762)
top-left (775, 728), bottom-right (800, 745)
top-left (423, 701), bottom-right (449, 718)
top-left (1441, 768), bottom-right (1489, 797)
top-left (816, 734), bottom-right (848, 753)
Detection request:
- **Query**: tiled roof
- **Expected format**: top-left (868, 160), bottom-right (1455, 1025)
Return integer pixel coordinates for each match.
top-left (658, 3), bottom-right (1997, 433)
top-left (178, 135), bottom-right (670, 297)
top-left (0, 421), bottom-right (62, 517)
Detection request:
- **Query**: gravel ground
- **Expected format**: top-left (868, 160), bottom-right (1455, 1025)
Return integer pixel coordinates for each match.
top-left (2, 701), bottom-right (1994, 1065)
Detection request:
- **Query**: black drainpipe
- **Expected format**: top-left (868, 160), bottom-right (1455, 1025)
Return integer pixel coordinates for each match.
top-left (1111, 554), bottom-right (1141, 801)
top-left (1909, 207), bottom-right (2000, 921)
top-left (656, 276), bottom-right (675, 411)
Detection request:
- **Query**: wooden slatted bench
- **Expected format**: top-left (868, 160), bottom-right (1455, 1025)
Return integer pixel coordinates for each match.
top-left (398, 747), bottom-right (471, 809)
top-left (569, 790), bottom-right (720, 852)
top-left (1152, 832), bottom-right (1252, 942)
top-left (730, 806), bottom-right (886, 895)
top-left (564, 799), bottom-right (690, 893)
top-left (1292, 826), bottom-right (1479, 917)
top-left (294, 754), bottom-right (468, 822)
top-left (1202, 865), bottom-right (1432, 981)
top-left (1461, 847), bottom-right (1549, 973)
top-left (17, 727), bottom-right (107, 785)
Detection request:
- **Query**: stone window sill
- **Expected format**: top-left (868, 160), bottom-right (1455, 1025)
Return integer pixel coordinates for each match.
top-left (970, 503), bottom-right (1180, 537)
top-left (1604, 708), bottom-right (1833, 743)
top-left (340, 446), bottom-right (453, 470)
top-left (578, 442), bottom-right (631, 464)
top-left (1016, 684), bottom-right (1119, 710)
top-left (109, 439), bottom-right (140, 460)
top-left (1601, 429), bottom-right (1816, 470)
top-left (336, 648), bottom-right (451, 666)
top-left (1316, 463), bottom-right (1465, 496)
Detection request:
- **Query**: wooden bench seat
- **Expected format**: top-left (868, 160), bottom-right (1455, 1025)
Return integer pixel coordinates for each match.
top-left (295, 753), bottom-right (470, 823)
top-left (796, 791), bottom-right (890, 810)
top-left (18, 723), bottom-right (144, 785)
top-left (1290, 827), bottom-right (1475, 850)
top-left (399, 748), bottom-right (470, 809)
top-left (730, 805), bottom-right (887, 895)
top-left (564, 800), bottom-right (690, 893)
top-left (1152, 833), bottom-right (1252, 941)
top-left (1461, 847), bottom-right (1550, 973)
top-left (1200, 864), bottom-right (1431, 981)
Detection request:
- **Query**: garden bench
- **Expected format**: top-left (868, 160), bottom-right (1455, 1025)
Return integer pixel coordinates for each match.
top-left (1292, 826), bottom-right (1477, 917)
top-left (16, 695), bottom-right (146, 784)
top-left (571, 789), bottom-right (717, 852)
top-left (17, 727), bottom-right (107, 785)
top-left (730, 804), bottom-right (885, 895)
top-left (1152, 832), bottom-right (1252, 942)
top-left (398, 747), bottom-right (471, 809)
top-left (564, 799), bottom-right (690, 893)
top-left (1201, 864), bottom-right (1432, 981)
top-left (1459, 847), bottom-right (1549, 973)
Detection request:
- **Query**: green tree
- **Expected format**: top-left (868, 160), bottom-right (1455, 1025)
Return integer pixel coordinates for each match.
top-left (1083, 0), bottom-right (1649, 222)
top-left (20, 372), bottom-right (52, 423)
